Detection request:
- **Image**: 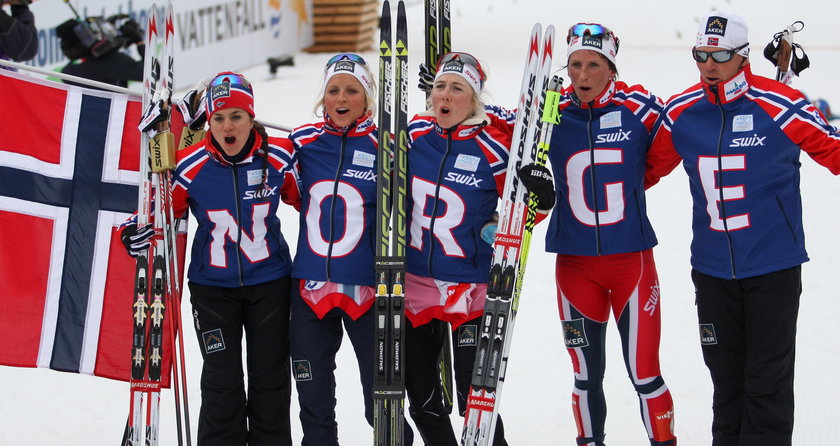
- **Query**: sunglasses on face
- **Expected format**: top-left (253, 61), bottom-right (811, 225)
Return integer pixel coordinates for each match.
top-left (437, 51), bottom-right (486, 82)
top-left (326, 53), bottom-right (368, 69)
top-left (692, 43), bottom-right (749, 63)
top-left (566, 22), bottom-right (621, 52)
top-left (210, 73), bottom-right (253, 93)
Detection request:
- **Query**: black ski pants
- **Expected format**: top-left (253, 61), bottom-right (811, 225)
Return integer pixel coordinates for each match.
top-left (692, 266), bottom-right (801, 446)
top-left (189, 277), bottom-right (292, 446)
top-left (289, 281), bottom-right (397, 445)
top-left (405, 318), bottom-right (507, 446)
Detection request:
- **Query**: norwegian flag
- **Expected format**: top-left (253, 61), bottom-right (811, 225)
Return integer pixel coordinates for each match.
top-left (0, 69), bottom-right (181, 385)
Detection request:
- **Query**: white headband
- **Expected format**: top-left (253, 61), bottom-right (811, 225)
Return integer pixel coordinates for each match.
top-left (434, 60), bottom-right (483, 94)
top-left (324, 60), bottom-right (375, 99)
top-left (567, 33), bottom-right (618, 65)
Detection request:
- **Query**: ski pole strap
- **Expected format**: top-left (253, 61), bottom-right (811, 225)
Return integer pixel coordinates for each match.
top-left (541, 90), bottom-right (562, 125)
top-left (139, 100), bottom-right (169, 136)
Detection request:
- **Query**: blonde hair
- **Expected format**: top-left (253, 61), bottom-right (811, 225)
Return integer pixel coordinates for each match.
top-left (425, 77), bottom-right (490, 118)
top-left (313, 71), bottom-right (378, 119)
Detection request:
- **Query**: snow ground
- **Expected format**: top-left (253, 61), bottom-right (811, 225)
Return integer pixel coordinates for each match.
top-left (2, 0), bottom-right (840, 444)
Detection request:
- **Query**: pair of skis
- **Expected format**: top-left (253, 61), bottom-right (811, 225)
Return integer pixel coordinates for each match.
top-left (373, 1), bottom-right (453, 442)
top-left (373, 1), bottom-right (409, 445)
top-left (424, 0), bottom-right (451, 77)
top-left (423, 0), bottom-right (456, 415)
top-left (461, 23), bottom-right (560, 446)
top-left (372, 6), bottom-right (562, 446)
top-left (125, 3), bottom-right (190, 446)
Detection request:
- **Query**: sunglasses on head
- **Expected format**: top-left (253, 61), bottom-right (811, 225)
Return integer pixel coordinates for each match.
top-left (567, 22), bottom-right (620, 51)
top-left (326, 53), bottom-right (368, 69)
top-left (692, 43), bottom-right (749, 63)
top-left (436, 52), bottom-right (486, 81)
top-left (210, 72), bottom-right (252, 92)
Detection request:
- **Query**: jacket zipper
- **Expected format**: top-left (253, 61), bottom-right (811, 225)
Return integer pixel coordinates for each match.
top-left (427, 129), bottom-right (454, 276)
top-left (325, 130), bottom-right (349, 281)
top-left (231, 164), bottom-right (245, 286)
top-left (586, 104), bottom-right (603, 255)
top-left (711, 87), bottom-right (738, 278)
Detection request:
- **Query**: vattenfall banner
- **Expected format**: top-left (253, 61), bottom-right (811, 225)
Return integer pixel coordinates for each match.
top-left (26, 0), bottom-right (313, 90)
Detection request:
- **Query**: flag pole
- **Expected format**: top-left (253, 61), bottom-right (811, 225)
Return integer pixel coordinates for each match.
top-left (0, 58), bottom-right (138, 95)
top-left (0, 59), bottom-right (294, 133)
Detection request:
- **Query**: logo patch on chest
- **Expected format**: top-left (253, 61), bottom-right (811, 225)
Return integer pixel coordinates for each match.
top-left (599, 111), bottom-right (622, 129)
top-left (352, 150), bottom-right (375, 168)
top-left (732, 114), bottom-right (754, 132)
top-left (454, 154), bottom-right (481, 172)
top-left (247, 169), bottom-right (263, 186)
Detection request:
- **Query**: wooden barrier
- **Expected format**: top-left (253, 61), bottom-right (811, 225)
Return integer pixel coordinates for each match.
top-left (306, 0), bottom-right (379, 53)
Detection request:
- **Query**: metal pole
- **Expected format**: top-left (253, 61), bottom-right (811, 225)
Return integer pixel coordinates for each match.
top-left (1, 59), bottom-right (294, 133)
top-left (0, 58), bottom-right (139, 95)
top-left (259, 120), bottom-right (293, 133)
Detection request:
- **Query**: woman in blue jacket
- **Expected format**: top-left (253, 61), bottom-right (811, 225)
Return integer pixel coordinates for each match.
top-left (544, 23), bottom-right (677, 446)
top-left (122, 72), bottom-right (299, 445)
top-left (288, 53), bottom-right (413, 445)
top-left (405, 52), bottom-right (518, 446)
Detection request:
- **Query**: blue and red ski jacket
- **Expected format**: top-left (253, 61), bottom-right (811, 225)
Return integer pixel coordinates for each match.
top-left (172, 130), bottom-right (299, 287)
top-left (289, 115), bottom-right (380, 287)
top-left (406, 105), bottom-right (515, 283)
top-left (545, 80), bottom-right (662, 256)
top-left (646, 66), bottom-right (840, 279)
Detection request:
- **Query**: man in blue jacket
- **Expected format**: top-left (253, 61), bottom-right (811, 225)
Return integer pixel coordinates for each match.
top-left (0, 0), bottom-right (36, 64)
top-left (645, 11), bottom-right (840, 446)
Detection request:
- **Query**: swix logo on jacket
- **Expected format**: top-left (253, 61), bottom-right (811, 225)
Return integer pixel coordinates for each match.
top-left (646, 66), bottom-right (840, 279)
top-left (729, 134), bottom-right (766, 148)
top-left (444, 171), bottom-right (483, 187)
top-left (290, 116), bottom-right (379, 286)
top-left (545, 81), bottom-right (661, 256)
top-left (406, 105), bottom-right (514, 283)
top-left (342, 168), bottom-right (377, 182)
top-left (594, 129), bottom-right (633, 143)
top-left (172, 131), bottom-right (299, 287)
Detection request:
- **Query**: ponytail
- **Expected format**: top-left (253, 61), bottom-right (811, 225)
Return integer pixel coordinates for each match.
top-left (253, 121), bottom-right (272, 201)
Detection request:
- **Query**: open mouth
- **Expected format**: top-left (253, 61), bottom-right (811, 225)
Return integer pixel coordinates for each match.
top-left (336, 107), bottom-right (349, 116)
top-left (224, 136), bottom-right (236, 144)
top-left (440, 106), bottom-right (451, 115)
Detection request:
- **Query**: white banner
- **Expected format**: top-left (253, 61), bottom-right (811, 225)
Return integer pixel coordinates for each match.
top-left (26, 0), bottom-right (313, 90)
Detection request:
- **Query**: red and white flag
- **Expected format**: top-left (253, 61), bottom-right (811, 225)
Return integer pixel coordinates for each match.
top-left (0, 69), bottom-right (180, 385)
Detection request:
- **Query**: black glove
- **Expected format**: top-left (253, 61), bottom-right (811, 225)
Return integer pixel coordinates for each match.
top-left (121, 223), bottom-right (154, 258)
top-left (418, 63), bottom-right (434, 93)
top-left (518, 164), bottom-right (555, 211)
top-left (119, 19), bottom-right (144, 45)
